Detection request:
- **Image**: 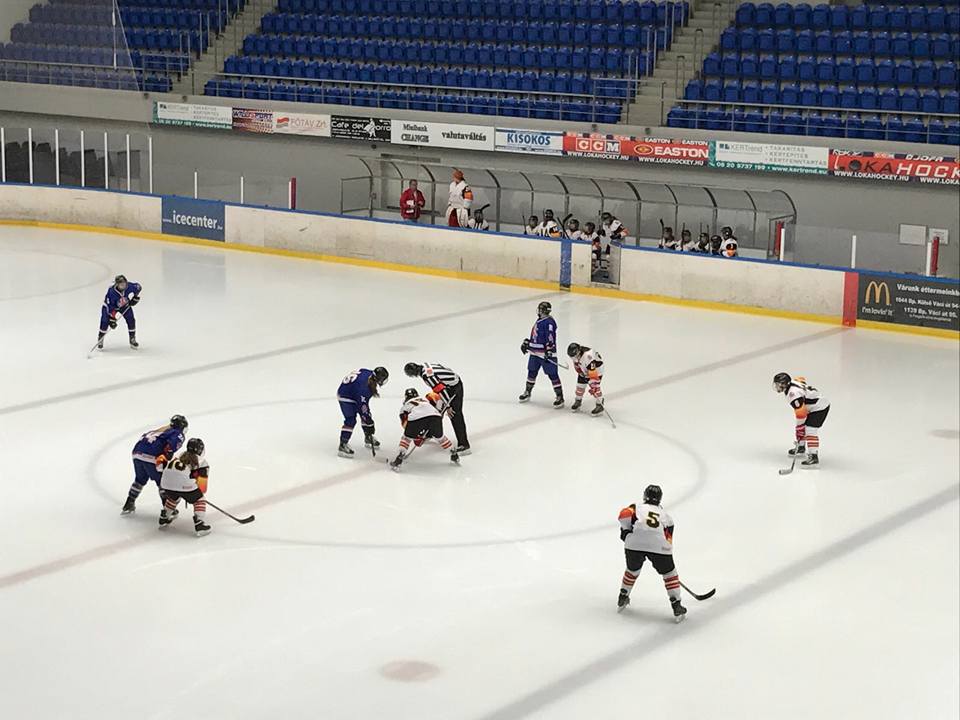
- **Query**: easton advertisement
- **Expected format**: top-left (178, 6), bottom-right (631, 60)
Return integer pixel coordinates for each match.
top-left (562, 134), bottom-right (709, 165)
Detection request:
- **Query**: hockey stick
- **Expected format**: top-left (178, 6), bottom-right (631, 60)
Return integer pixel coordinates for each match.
top-left (778, 444), bottom-right (799, 476)
top-left (680, 581), bottom-right (716, 601)
top-left (601, 406), bottom-right (617, 429)
top-left (206, 500), bottom-right (255, 524)
top-left (543, 354), bottom-right (570, 370)
top-left (559, 212), bottom-right (574, 239)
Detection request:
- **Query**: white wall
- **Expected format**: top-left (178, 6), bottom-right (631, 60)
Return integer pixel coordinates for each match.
top-left (0, 185), bottom-right (161, 233)
top-left (0, 0), bottom-right (36, 43)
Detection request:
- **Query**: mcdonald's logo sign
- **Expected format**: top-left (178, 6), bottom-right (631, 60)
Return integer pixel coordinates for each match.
top-left (864, 280), bottom-right (891, 306)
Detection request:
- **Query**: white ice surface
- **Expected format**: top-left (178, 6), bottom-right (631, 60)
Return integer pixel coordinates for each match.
top-left (0, 226), bottom-right (957, 720)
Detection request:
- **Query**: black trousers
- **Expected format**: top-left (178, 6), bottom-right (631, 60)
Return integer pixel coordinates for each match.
top-left (447, 382), bottom-right (468, 448)
top-left (163, 488), bottom-right (203, 504)
top-left (405, 415), bottom-right (444, 440)
top-left (625, 549), bottom-right (676, 575)
top-left (806, 406), bottom-right (830, 428)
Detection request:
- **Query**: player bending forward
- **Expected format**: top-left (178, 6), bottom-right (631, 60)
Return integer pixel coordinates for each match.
top-left (773, 372), bottom-right (830, 468)
top-left (97, 274), bottom-right (141, 350)
top-left (617, 484), bottom-right (687, 622)
top-left (121, 414), bottom-right (189, 514)
top-left (337, 367), bottom-right (389, 458)
top-left (519, 301), bottom-right (564, 407)
top-left (158, 438), bottom-right (211, 537)
top-left (389, 389), bottom-right (460, 472)
top-left (567, 342), bottom-right (605, 416)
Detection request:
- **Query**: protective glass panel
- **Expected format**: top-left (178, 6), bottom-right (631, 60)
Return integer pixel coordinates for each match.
top-left (56, 129), bottom-right (83, 188)
top-left (1, 128), bottom-right (30, 184)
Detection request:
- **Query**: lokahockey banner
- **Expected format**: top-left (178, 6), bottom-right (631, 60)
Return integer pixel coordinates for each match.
top-left (161, 196), bottom-right (225, 242)
top-left (857, 273), bottom-right (960, 331)
top-left (561, 134), bottom-right (709, 165)
top-left (711, 141), bottom-right (828, 174)
top-left (828, 151), bottom-right (960, 185)
top-left (152, 101), bottom-right (232, 130)
top-left (391, 120), bottom-right (494, 151)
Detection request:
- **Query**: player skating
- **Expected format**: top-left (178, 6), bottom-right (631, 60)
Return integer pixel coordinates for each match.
top-left (337, 367), bottom-right (389, 458)
top-left (158, 438), bottom-right (211, 537)
top-left (121, 414), bottom-right (189, 515)
top-left (389, 389), bottom-right (460, 472)
top-left (566, 343), bottom-right (605, 416)
top-left (96, 274), bottom-right (141, 350)
top-left (617, 485), bottom-right (687, 622)
top-left (773, 372), bottom-right (830, 468)
top-left (519, 301), bottom-right (564, 407)
top-left (404, 362), bottom-right (470, 454)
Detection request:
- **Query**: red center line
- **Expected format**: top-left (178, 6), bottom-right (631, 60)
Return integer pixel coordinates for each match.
top-left (0, 326), bottom-right (844, 591)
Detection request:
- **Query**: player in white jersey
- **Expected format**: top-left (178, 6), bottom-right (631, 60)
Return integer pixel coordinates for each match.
top-left (158, 438), bottom-right (212, 536)
top-left (389, 389), bottom-right (460, 472)
top-left (617, 484), bottom-right (687, 622)
top-left (773, 372), bottom-right (831, 467)
top-left (566, 342), bottom-right (605, 416)
top-left (565, 218), bottom-right (582, 240)
top-left (533, 209), bottom-right (562, 238)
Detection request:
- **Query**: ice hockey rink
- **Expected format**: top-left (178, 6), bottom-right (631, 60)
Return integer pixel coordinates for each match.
top-left (0, 224), bottom-right (957, 720)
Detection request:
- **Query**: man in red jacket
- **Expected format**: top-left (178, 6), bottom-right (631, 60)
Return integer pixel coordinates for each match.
top-left (399, 179), bottom-right (426, 222)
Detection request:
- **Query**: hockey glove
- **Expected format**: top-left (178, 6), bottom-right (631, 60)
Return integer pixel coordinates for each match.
top-left (108, 315), bottom-right (118, 329)
top-left (520, 338), bottom-right (530, 355)
top-left (544, 348), bottom-right (556, 363)
top-left (795, 424), bottom-right (806, 444)
top-left (129, 295), bottom-right (140, 306)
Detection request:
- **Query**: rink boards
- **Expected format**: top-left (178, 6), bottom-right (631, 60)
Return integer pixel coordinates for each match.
top-left (0, 183), bottom-right (956, 338)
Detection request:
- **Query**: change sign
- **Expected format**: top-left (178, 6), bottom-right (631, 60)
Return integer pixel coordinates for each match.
top-left (858, 273), bottom-right (960, 332)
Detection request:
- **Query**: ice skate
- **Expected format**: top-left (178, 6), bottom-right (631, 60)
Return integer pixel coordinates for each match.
top-left (570, 399), bottom-right (582, 412)
top-left (455, 444), bottom-right (471, 456)
top-left (801, 453), bottom-right (819, 469)
top-left (337, 443), bottom-right (355, 458)
top-left (96, 332), bottom-right (105, 350)
top-left (450, 451), bottom-right (460, 465)
top-left (389, 455), bottom-right (403, 472)
top-left (128, 333), bottom-right (139, 349)
top-left (121, 498), bottom-right (136, 515)
top-left (591, 402), bottom-right (605, 416)
top-left (617, 590), bottom-right (630, 613)
top-left (158, 512), bottom-right (174, 529)
top-left (364, 436), bottom-right (380, 449)
top-left (518, 390), bottom-right (531, 403)
top-left (671, 597), bottom-right (687, 623)
top-left (194, 518), bottom-right (211, 537)
top-left (552, 395), bottom-right (565, 409)
top-left (788, 444), bottom-right (806, 457)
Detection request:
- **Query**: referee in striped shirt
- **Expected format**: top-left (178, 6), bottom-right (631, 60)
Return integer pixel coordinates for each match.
top-left (404, 362), bottom-right (470, 455)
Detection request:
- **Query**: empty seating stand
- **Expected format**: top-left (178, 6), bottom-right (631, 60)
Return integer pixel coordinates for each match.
top-left (669, 2), bottom-right (960, 144)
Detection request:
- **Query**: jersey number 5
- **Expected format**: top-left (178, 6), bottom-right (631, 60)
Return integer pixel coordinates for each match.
top-left (645, 512), bottom-right (660, 528)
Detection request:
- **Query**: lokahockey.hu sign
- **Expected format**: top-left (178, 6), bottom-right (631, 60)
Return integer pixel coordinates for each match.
top-left (562, 134), bottom-right (709, 165)
top-left (152, 101), bottom-right (232, 130)
top-left (711, 141), bottom-right (828, 174)
top-left (161, 196), bottom-right (225, 242)
top-left (857, 273), bottom-right (960, 331)
top-left (829, 151), bottom-right (960, 186)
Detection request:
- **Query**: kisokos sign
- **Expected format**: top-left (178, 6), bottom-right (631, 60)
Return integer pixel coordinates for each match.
top-left (562, 134), bottom-right (709, 165)
top-left (829, 152), bottom-right (960, 185)
top-left (858, 274), bottom-right (960, 331)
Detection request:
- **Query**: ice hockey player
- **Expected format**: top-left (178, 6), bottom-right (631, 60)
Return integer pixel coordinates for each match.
top-left (336, 367), bottom-right (389, 458)
top-left (773, 372), bottom-right (830, 467)
top-left (691, 231), bottom-right (711, 253)
top-left (97, 274), bottom-right (141, 350)
top-left (720, 226), bottom-right (739, 257)
top-left (710, 234), bottom-right (723, 255)
top-left (520, 301), bottom-right (564, 407)
top-left (158, 438), bottom-right (211, 537)
top-left (600, 212), bottom-right (627, 242)
top-left (534, 209), bottom-right (563, 238)
top-left (121, 414), bottom-right (189, 515)
top-left (680, 229), bottom-right (696, 252)
top-left (658, 226), bottom-right (680, 250)
top-left (445, 168), bottom-right (474, 227)
top-left (617, 484), bottom-right (687, 622)
top-left (404, 362), bottom-right (470, 454)
top-left (523, 215), bottom-right (539, 235)
top-left (466, 207), bottom-right (490, 231)
top-left (565, 218), bottom-right (582, 240)
top-left (389, 389), bottom-right (460, 472)
top-left (567, 343), bottom-right (605, 416)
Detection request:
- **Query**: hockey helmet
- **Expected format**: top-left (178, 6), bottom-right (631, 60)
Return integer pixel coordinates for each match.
top-left (403, 362), bottom-right (422, 377)
top-left (721, 226), bottom-right (733, 238)
top-left (567, 342), bottom-right (582, 358)
top-left (186, 437), bottom-right (205, 456)
top-left (681, 229), bottom-right (692, 240)
top-left (543, 209), bottom-right (555, 221)
top-left (642, 484), bottom-right (663, 506)
top-left (403, 387), bottom-right (419, 402)
top-left (567, 218), bottom-right (580, 232)
top-left (584, 222), bottom-right (596, 234)
top-left (114, 274), bottom-right (128, 289)
top-left (600, 212), bottom-right (613, 222)
top-left (528, 215), bottom-right (539, 226)
top-left (373, 367), bottom-right (389, 386)
top-left (170, 414), bottom-right (188, 431)
top-left (537, 301), bottom-right (552, 317)
top-left (773, 372), bottom-right (792, 393)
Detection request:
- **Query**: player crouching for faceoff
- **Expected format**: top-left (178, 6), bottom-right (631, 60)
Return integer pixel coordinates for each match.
top-left (567, 343), bottom-right (605, 416)
top-left (337, 367), bottom-right (389, 458)
top-left (519, 301), bottom-right (564, 407)
top-left (158, 438), bottom-right (211, 537)
top-left (617, 485), bottom-right (687, 622)
top-left (121, 414), bottom-right (189, 514)
top-left (389, 389), bottom-right (460, 472)
top-left (97, 274), bottom-right (141, 349)
top-left (773, 372), bottom-right (830, 467)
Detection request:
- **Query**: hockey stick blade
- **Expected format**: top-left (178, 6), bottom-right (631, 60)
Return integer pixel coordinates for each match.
top-left (680, 581), bottom-right (716, 601)
top-left (779, 445), bottom-right (799, 475)
top-left (603, 408), bottom-right (617, 429)
top-left (206, 500), bottom-right (255, 524)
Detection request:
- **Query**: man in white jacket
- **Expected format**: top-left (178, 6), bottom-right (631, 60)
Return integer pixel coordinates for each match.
top-left (445, 168), bottom-right (474, 227)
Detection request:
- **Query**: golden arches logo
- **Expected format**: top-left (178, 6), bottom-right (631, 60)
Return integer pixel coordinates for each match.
top-left (864, 281), bottom-right (891, 306)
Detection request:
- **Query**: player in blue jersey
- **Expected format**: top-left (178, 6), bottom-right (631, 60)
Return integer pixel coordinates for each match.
top-left (97, 274), bottom-right (142, 350)
top-left (337, 366), bottom-right (389, 457)
top-left (519, 301), bottom-right (565, 408)
top-left (121, 414), bottom-right (188, 514)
